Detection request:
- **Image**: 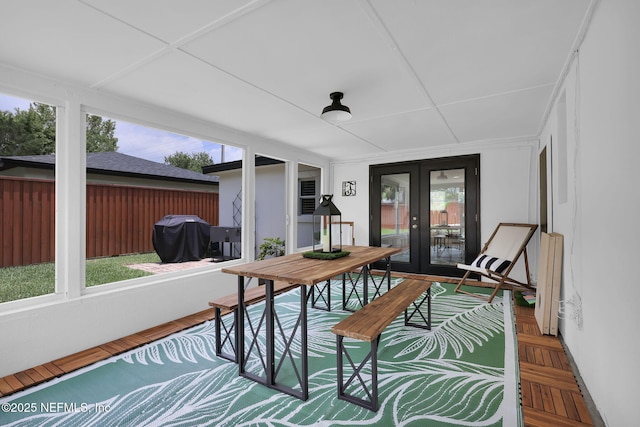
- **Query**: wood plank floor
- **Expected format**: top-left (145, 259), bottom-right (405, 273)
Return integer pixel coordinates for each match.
top-left (0, 288), bottom-right (598, 426)
top-left (0, 309), bottom-right (216, 397)
top-left (514, 301), bottom-right (595, 426)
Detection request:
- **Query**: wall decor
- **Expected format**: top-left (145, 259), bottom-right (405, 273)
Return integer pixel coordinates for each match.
top-left (342, 181), bottom-right (356, 196)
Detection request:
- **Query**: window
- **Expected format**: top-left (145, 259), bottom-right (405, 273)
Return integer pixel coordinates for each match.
top-left (84, 115), bottom-right (240, 288)
top-left (297, 164), bottom-right (321, 249)
top-left (0, 93), bottom-right (56, 304)
top-left (299, 179), bottom-right (317, 215)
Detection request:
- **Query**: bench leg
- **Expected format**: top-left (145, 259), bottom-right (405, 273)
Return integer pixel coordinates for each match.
top-left (336, 334), bottom-right (380, 412)
top-left (404, 287), bottom-right (432, 330)
top-left (237, 276), bottom-right (248, 377)
top-left (240, 289), bottom-right (269, 384)
top-left (214, 307), bottom-right (238, 363)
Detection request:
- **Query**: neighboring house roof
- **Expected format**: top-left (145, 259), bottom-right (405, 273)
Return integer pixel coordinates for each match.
top-left (202, 155), bottom-right (283, 174)
top-left (0, 152), bottom-right (219, 185)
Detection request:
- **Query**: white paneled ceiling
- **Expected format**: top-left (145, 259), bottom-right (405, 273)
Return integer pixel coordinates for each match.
top-left (0, 0), bottom-right (591, 160)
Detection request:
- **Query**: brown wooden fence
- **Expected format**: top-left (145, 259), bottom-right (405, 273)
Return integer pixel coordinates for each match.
top-left (1, 177), bottom-right (55, 267)
top-left (1, 176), bottom-right (219, 267)
top-left (381, 203), bottom-right (410, 231)
top-left (381, 202), bottom-right (463, 230)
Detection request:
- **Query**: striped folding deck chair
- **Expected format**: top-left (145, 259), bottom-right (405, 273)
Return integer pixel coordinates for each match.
top-left (454, 222), bottom-right (538, 303)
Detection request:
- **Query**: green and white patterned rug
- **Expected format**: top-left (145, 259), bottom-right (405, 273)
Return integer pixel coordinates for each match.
top-left (0, 280), bottom-right (521, 426)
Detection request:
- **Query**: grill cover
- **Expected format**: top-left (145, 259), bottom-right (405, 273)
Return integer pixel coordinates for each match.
top-left (152, 215), bottom-right (211, 263)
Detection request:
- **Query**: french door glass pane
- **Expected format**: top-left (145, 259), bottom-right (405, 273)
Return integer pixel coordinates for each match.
top-left (380, 173), bottom-right (410, 262)
top-left (430, 169), bottom-right (465, 265)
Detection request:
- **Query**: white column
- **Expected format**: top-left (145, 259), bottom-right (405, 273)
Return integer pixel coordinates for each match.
top-left (55, 98), bottom-right (86, 298)
top-left (285, 161), bottom-right (298, 255)
top-left (242, 148), bottom-right (256, 261)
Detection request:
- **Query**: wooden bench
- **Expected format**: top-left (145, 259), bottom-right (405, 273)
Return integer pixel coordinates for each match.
top-left (331, 278), bottom-right (432, 411)
top-left (209, 281), bottom-right (299, 362)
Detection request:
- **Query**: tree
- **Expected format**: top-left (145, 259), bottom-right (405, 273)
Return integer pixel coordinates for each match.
top-left (0, 110), bottom-right (21, 155)
top-left (0, 103), bottom-right (55, 155)
top-left (86, 114), bottom-right (118, 152)
top-left (164, 151), bottom-right (214, 173)
top-left (0, 103), bottom-right (118, 155)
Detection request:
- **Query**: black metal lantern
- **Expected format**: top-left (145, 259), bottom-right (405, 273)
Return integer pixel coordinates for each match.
top-left (312, 195), bottom-right (342, 253)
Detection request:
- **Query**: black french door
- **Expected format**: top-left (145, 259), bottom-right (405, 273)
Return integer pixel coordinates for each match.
top-left (370, 155), bottom-right (480, 276)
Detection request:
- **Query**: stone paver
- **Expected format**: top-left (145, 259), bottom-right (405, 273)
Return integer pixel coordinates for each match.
top-left (128, 258), bottom-right (216, 274)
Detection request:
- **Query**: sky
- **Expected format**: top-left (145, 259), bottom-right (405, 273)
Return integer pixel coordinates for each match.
top-left (0, 93), bottom-right (242, 165)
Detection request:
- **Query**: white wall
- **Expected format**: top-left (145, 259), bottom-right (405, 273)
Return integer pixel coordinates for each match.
top-left (537, 1), bottom-right (639, 425)
top-left (217, 169), bottom-right (242, 226)
top-left (0, 268), bottom-right (237, 377)
top-left (216, 164), bottom-right (286, 258)
top-left (331, 141), bottom-right (539, 281)
top-left (254, 164), bottom-right (286, 257)
top-left (330, 159), bottom-right (373, 245)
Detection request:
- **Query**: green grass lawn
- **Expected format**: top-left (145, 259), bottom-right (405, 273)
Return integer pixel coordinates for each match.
top-left (0, 252), bottom-right (161, 304)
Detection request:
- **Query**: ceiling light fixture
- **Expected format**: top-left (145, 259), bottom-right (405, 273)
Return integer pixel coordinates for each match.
top-left (437, 171), bottom-right (448, 180)
top-left (321, 92), bottom-right (352, 121)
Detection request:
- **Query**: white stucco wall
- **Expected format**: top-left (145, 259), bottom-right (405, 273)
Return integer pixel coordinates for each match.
top-left (217, 169), bottom-right (242, 227)
top-left (538, 1), bottom-right (639, 425)
top-left (254, 164), bottom-right (286, 257)
top-left (216, 163), bottom-right (286, 258)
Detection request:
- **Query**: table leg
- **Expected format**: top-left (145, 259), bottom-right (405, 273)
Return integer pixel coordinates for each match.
top-left (310, 280), bottom-right (331, 311)
top-left (270, 281), bottom-right (308, 400)
top-left (362, 265), bottom-right (369, 306)
top-left (301, 286), bottom-right (309, 399)
top-left (342, 271), bottom-right (364, 312)
top-left (363, 256), bottom-right (393, 302)
top-left (265, 279), bottom-right (275, 386)
top-left (386, 256), bottom-right (392, 292)
top-left (239, 278), bottom-right (309, 400)
top-left (237, 276), bottom-right (246, 375)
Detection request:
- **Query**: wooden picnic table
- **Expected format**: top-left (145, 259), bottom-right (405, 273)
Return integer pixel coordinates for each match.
top-left (221, 245), bottom-right (401, 401)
